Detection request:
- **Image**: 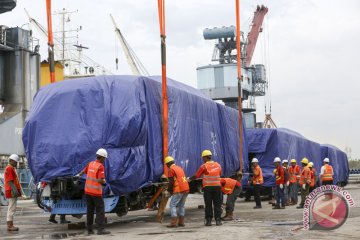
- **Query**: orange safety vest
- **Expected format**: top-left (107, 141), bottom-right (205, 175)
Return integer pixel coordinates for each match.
top-left (221, 178), bottom-right (238, 195)
top-left (85, 161), bottom-right (104, 196)
top-left (170, 165), bottom-right (189, 193)
top-left (299, 166), bottom-right (311, 185)
top-left (310, 168), bottom-right (316, 187)
top-left (252, 165), bottom-right (264, 185)
top-left (275, 165), bottom-right (284, 185)
top-left (321, 164), bottom-right (333, 182)
top-left (202, 161), bottom-right (221, 187)
top-left (289, 165), bottom-right (300, 183)
top-left (289, 165), bottom-right (298, 183)
top-left (4, 165), bottom-right (21, 192)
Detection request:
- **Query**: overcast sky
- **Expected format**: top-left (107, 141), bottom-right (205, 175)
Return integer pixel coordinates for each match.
top-left (1, 0), bottom-right (359, 159)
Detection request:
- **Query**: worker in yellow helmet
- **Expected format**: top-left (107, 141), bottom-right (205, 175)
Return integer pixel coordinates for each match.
top-left (297, 158), bottom-right (311, 209)
top-left (164, 156), bottom-right (189, 228)
top-left (189, 150), bottom-right (222, 226)
top-left (288, 159), bottom-right (300, 205)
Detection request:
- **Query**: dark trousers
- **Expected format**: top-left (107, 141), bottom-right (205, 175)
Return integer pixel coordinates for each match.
top-left (203, 186), bottom-right (222, 220)
top-left (276, 185), bottom-right (285, 206)
top-left (300, 183), bottom-right (310, 206)
top-left (86, 194), bottom-right (105, 230)
top-left (225, 186), bottom-right (241, 212)
top-left (322, 180), bottom-right (333, 185)
top-left (253, 184), bottom-right (261, 207)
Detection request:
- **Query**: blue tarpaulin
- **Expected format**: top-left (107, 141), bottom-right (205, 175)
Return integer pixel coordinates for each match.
top-left (23, 75), bottom-right (248, 195)
top-left (246, 128), bottom-right (349, 186)
top-left (246, 128), bottom-right (322, 187)
top-left (321, 144), bottom-right (349, 184)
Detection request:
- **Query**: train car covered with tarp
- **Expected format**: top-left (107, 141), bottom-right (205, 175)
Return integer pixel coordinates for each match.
top-left (246, 128), bottom-right (322, 187)
top-left (22, 75), bottom-right (248, 197)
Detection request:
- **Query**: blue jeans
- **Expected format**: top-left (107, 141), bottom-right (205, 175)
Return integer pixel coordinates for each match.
top-left (276, 186), bottom-right (285, 206)
top-left (289, 182), bottom-right (298, 203)
top-left (284, 185), bottom-right (289, 204)
top-left (170, 193), bottom-right (188, 217)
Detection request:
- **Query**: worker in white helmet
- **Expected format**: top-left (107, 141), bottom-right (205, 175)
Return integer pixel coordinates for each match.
top-left (4, 154), bottom-right (21, 231)
top-left (78, 148), bottom-right (110, 235)
top-left (250, 158), bottom-right (263, 209)
top-left (282, 160), bottom-right (290, 206)
top-left (320, 158), bottom-right (334, 185)
top-left (273, 157), bottom-right (285, 209)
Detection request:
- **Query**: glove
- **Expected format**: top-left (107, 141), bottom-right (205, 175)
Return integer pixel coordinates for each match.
top-left (286, 181), bottom-right (290, 187)
top-left (302, 184), bottom-right (306, 190)
top-left (280, 184), bottom-right (283, 189)
top-left (163, 190), bottom-right (171, 198)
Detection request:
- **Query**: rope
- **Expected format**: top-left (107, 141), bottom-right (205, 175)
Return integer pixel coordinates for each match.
top-left (157, 0), bottom-right (169, 176)
top-left (235, 0), bottom-right (243, 173)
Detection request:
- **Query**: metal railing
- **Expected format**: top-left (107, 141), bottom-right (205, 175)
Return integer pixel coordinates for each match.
top-left (348, 174), bottom-right (360, 184)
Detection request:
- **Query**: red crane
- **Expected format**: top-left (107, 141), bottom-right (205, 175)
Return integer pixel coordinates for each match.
top-left (245, 5), bottom-right (268, 67)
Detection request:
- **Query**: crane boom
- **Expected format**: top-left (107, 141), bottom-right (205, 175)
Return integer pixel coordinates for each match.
top-left (25, 9), bottom-right (112, 75)
top-left (110, 14), bottom-right (149, 76)
top-left (245, 5), bottom-right (268, 67)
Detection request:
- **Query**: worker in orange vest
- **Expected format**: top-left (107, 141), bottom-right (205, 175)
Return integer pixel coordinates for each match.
top-left (320, 158), bottom-right (334, 185)
top-left (308, 162), bottom-right (317, 192)
top-left (288, 159), bottom-right (301, 205)
top-left (164, 156), bottom-right (190, 228)
top-left (78, 148), bottom-right (110, 235)
top-left (273, 157), bottom-right (285, 209)
top-left (189, 150), bottom-right (222, 226)
top-left (251, 158), bottom-right (263, 209)
top-left (220, 172), bottom-right (242, 221)
top-left (297, 158), bottom-right (311, 209)
top-left (282, 160), bottom-right (290, 206)
top-left (4, 154), bottom-right (22, 231)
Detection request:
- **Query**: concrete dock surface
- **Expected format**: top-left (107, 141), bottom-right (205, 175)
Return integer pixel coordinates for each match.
top-left (1, 184), bottom-right (359, 240)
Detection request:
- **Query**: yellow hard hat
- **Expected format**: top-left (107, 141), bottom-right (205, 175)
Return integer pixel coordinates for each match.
top-left (290, 159), bottom-right (296, 163)
top-left (164, 156), bottom-right (174, 164)
top-left (301, 158), bottom-right (309, 164)
top-left (201, 150), bottom-right (212, 158)
top-left (308, 162), bottom-right (313, 168)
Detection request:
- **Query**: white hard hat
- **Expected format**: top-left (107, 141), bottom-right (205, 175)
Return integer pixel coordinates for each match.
top-left (274, 157), bottom-right (281, 163)
top-left (9, 154), bottom-right (20, 163)
top-left (323, 158), bottom-right (330, 163)
top-left (96, 148), bottom-right (108, 158)
top-left (282, 159), bottom-right (288, 164)
top-left (251, 158), bottom-right (259, 163)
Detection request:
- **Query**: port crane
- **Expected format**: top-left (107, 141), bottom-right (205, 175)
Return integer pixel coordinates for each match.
top-left (110, 14), bottom-right (149, 76)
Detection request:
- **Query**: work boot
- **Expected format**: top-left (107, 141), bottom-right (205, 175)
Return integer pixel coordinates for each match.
top-left (97, 229), bottom-right (111, 235)
top-left (178, 216), bottom-right (185, 227)
top-left (7, 221), bottom-right (19, 231)
top-left (48, 215), bottom-right (58, 224)
top-left (253, 205), bottom-right (262, 209)
top-left (296, 204), bottom-right (304, 209)
top-left (60, 215), bottom-right (71, 224)
top-left (87, 229), bottom-right (95, 235)
top-left (166, 217), bottom-right (178, 228)
top-left (215, 219), bottom-right (222, 226)
top-left (222, 212), bottom-right (233, 221)
top-left (221, 212), bottom-right (228, 220)
top-left (272, 205), bottom-right (281, 209)
top-left (204, 218), bottom-right (212, 226)
top-left (280, 205), bottom-right (286, 209)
